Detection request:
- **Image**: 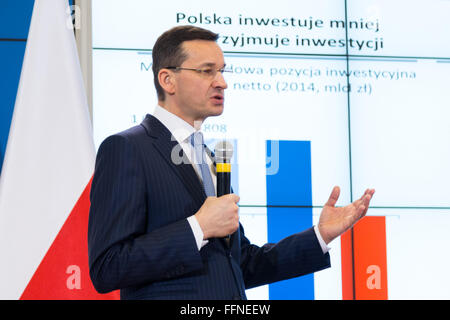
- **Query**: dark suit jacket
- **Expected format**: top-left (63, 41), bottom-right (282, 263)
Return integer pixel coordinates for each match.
top-left (88, 114), bottom-right (330, 300)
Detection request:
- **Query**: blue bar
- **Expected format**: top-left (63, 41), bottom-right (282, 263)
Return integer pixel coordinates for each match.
top-left (0, 0), bottom-right (73, 39)
top-left (266, 140), bottom-right (314, 300)
top-left (0, 41), bottom-right (27, 173)
top-left (0, 0), bottom-right (35, 39)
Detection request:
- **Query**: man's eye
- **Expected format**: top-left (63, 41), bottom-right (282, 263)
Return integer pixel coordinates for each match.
top-left (201, 69), bottom-right (214, 75)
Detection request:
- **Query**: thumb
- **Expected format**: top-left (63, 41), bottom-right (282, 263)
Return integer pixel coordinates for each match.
top-left (324, 186), bottom-right (340, 207)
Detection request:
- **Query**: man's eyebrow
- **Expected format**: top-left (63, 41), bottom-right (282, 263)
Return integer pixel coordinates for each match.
top-left (198, 62), bottom-right (227, 68)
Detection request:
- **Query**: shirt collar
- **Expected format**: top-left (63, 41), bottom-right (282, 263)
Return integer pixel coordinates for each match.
top-left (153, 105), bottom-right (198, 144)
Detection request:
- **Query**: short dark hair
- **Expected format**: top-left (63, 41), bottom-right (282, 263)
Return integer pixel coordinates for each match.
top-left (152, 25), bottom-right (219, 101)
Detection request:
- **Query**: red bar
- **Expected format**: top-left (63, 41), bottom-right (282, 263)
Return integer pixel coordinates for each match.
top-left (341, 216), bottom-right (388, 300)
top-left (353, 216), bottom-right (388, 300)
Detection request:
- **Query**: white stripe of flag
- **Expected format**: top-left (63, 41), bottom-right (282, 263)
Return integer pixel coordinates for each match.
top-left (0, 0), bottom-right (95, 299)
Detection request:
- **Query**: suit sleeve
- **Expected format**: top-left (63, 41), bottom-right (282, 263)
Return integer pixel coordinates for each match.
top-left (88, 134), bottom-right (203, 293)
top-left (238, 224), bottom-right (331, 289)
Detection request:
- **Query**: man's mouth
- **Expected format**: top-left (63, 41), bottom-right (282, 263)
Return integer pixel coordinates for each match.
top-left (211, 94), bottom-right (224, 104)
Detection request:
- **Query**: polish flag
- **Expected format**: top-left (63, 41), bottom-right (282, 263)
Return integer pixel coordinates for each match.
top-left (0, 0), bottom-right (118, 299)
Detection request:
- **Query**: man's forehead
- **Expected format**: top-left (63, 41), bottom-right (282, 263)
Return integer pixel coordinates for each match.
top-left (181, 40), bottom-right (224, 64)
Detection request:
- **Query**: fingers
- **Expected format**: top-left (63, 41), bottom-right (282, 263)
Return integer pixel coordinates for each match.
top-left (357, 189), bottom-right (371, 202)
top-left (352, 195), bottom-right (368, 211)
top-left (346, 190), bottom-right (373, 224)
top-left (356, 191), bottom-right (375, 219)
top-left (220, 193), bottom-right (240, 204)
top-left (361, 193), bottom-right (372, 217)
top-left (355, 189), bottom-right (375, 208)
top-left (356, 204), bottom-right (366, 222)
top-left (197, 194), bottom-right (240, 239)
top-left (324, 186), bottom-right (340, 207)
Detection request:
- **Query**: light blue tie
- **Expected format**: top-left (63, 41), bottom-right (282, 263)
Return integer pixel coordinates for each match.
top-left (190, 132), bottom-right (215, 197)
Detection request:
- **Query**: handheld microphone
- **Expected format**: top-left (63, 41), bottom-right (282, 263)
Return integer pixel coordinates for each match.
top-left (214, 140), bottom-right (233, 197)
top-left (214, 140), bottom-right (233, 245)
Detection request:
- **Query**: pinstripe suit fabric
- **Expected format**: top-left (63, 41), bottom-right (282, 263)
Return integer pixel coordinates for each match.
top-left (88, 114), bottom-right (330, 300)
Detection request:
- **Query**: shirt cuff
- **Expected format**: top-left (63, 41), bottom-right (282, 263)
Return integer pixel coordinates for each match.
top-left (187, 215), bottom-right (209, 250)
top-left (314, 225), bottom-right (331, 254)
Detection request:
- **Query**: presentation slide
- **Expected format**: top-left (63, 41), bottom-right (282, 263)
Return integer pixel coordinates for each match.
top-left (91, 0), bottom-right (450, 299)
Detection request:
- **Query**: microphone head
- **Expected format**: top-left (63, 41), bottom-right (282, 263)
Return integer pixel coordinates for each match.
top-left (214, 140), bottom-right (233, 163)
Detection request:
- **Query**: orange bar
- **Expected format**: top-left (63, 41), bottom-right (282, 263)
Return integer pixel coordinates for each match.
top-left (353, 216), bottom-right (388, 300)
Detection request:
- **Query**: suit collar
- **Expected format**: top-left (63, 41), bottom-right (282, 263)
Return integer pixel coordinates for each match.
top-left (152, 105), bottom-right (196, 144)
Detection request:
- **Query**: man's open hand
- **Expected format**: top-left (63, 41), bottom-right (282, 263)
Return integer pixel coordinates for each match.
top-left (318, 186), bottom-right (375, 244)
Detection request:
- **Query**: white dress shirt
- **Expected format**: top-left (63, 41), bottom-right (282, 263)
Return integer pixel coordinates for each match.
top-left (152, 105), bottom-right (330, 254)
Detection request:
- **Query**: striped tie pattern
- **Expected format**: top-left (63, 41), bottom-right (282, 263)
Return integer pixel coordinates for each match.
top-left (190, 132), bottom-right (215, 197)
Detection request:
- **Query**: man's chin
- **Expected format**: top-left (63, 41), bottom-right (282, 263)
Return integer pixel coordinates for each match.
top-left (208, 104), bottom-right (224, 117)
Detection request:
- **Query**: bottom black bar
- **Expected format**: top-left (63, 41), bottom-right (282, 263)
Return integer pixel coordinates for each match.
top-left (0, 300), bottom-right (438, 318)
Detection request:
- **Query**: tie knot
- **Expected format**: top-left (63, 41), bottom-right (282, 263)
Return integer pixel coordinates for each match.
top-left (190, 131), bottom-right (204, 148)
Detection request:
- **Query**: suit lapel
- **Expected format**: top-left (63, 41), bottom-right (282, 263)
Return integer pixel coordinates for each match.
top-left (141, 114), bottom-right (206, 207)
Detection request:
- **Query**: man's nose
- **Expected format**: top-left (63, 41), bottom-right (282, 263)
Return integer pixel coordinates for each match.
top-left (212, 71), bottom-right (228, 89)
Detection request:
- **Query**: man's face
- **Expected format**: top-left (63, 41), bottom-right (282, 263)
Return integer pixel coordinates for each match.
top-left (171, 40), bottom-right (228, 126)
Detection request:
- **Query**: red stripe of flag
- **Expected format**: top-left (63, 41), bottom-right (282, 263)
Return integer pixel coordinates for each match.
top-left (20, 178), bottom-right (119, 300)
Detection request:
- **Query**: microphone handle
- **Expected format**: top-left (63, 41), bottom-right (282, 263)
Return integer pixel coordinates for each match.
top-left (217, 171), bottom-right (231, 196)
top-left (216, 163), bottom-right (232, 244)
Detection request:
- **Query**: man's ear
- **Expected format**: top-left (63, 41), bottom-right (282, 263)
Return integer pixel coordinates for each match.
top-left (158, 69), bottom-right (176, 96)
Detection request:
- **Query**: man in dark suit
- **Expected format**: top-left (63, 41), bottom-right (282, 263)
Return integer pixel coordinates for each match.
top-left (88, 25), bottom-right (375, 300)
